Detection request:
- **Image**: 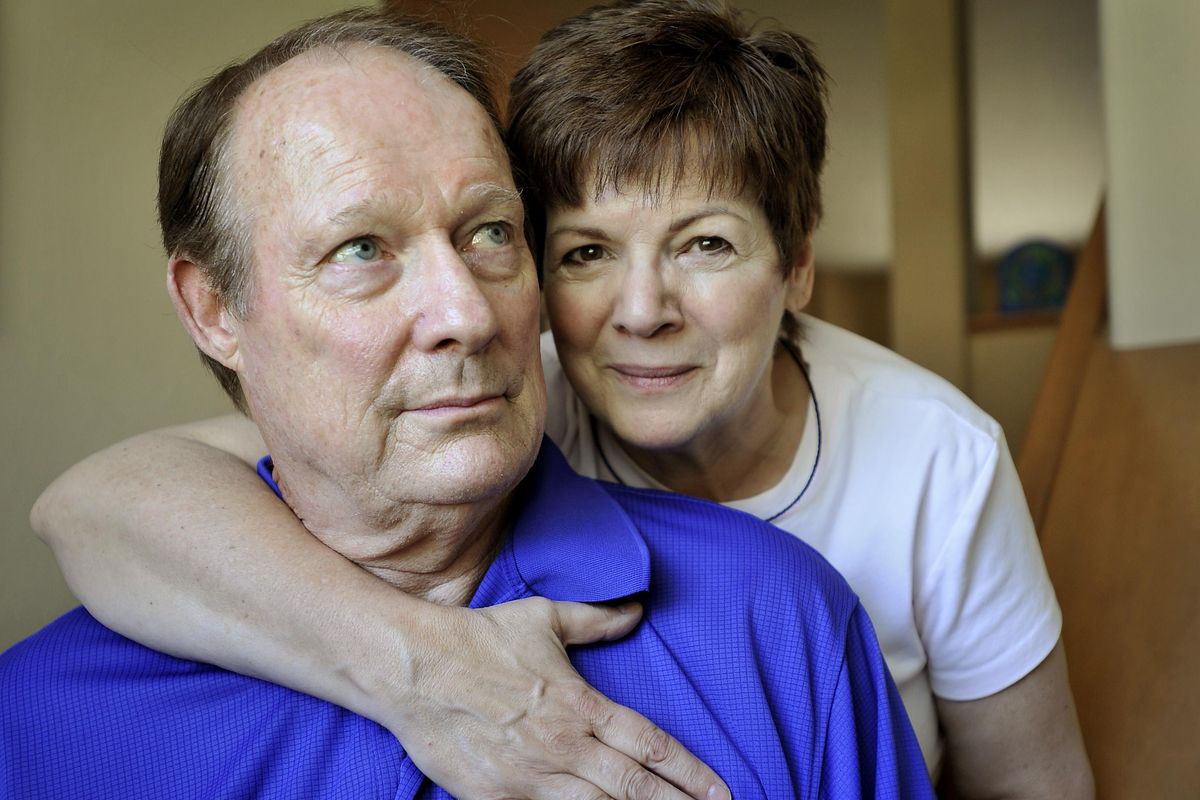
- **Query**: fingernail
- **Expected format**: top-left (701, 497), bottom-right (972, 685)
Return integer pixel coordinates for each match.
top-left (708, 784), bottom-right (731, 800)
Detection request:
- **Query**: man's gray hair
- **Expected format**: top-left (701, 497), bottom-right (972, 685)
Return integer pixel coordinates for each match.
top-left (158, 7), bottom-right (500, 411)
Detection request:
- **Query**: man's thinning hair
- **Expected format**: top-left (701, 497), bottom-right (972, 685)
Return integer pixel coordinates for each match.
top-left (507, 0), bottom-right (829, 276)
top-left (158, 7), bottom-right (500, 411)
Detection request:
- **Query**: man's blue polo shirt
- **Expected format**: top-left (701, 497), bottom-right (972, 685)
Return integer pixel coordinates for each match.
top-left (1, 441), bottom-right (932, 798)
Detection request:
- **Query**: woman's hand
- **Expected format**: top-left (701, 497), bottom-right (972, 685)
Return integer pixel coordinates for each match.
top-left (394, 598), bottom-right (729, 800)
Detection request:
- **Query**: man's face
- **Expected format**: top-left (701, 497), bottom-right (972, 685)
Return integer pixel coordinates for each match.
top-left (224, 47), bottom-right (545, 520)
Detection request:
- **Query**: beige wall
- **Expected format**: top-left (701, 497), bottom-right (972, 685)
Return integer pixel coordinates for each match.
top-left (1100, 0), bottom-right (1200, 349)
top-left (968, 0), bottom-right (1103, 260)
top-left (0, 0), bottom-right (350, 650)
top-left (751, 0), bottom-right (893, 274)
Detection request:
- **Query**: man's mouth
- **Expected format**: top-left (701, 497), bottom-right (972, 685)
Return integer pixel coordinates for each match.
top-left (412, 393), bottom-right (501, 410)
top-left (409, 393), bottom-right (505, 415)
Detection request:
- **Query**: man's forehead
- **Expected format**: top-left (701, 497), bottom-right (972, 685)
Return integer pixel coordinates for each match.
top-left (235, 45), bottom-right (444, 134)
top-left (226, 44), bottom-right (505, 203)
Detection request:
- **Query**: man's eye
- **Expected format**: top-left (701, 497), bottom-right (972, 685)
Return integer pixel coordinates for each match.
top-left (330, 237), bottom-right (380, 264)
top-left (468, 223), bottom-right (511, 250)
top-left (562, 244), bottom-right (606, 265)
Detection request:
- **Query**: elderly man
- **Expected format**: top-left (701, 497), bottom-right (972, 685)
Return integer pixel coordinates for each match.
top-left (1, 9), bottom-right (931, 799)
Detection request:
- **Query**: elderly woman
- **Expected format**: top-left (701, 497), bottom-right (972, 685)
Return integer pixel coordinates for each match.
top-left (33, 1), bottom-right (1091, 797)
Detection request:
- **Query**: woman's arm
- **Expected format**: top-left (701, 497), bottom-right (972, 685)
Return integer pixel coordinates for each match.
top-left (936, 639), bottom-right (1094, 799)
top-left (31, 415), bottom-right (727, 800)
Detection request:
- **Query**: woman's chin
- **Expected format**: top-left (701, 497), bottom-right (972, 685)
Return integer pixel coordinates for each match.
top-left (607, 413), bottom-right (703, 454)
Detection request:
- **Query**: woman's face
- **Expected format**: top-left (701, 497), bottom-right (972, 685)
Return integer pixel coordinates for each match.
top-left (542, 178), bottom-right (813, 454)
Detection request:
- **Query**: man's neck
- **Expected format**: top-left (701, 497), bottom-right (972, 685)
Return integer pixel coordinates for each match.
top-left (273, 467), bottom-right (512, 606)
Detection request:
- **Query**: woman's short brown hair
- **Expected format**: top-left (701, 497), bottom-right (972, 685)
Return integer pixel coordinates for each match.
top-left (507, 0), bottom-right (829, 273)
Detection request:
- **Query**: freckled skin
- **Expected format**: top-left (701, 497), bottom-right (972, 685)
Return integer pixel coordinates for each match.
top-left (220, 47), bottom-right (545, 600)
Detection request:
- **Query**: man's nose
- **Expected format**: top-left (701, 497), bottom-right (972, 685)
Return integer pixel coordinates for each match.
top-left (611, 259), bottom-right (682, 338)
top-left (410, 240), bottom-right (501, 354)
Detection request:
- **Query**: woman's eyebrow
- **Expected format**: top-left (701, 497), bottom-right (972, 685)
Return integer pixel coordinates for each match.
top-left (667, 207), bottom-right (745, 234)
top-left (545, 224), bottom-right (610, 240)
top-left (546, 207), bottom-right (749, 241)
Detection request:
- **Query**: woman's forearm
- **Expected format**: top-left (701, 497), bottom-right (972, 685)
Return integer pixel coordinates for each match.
top-left (31, 420), bottom-right (410, 719)
top-left (30, 419), bottom-right (727, 800)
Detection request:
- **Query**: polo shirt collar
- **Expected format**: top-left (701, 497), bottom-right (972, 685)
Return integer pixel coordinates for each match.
top-left (255, 438), bottom-right (650, 605)
top-left (507, 438), bottom-right (650, 603)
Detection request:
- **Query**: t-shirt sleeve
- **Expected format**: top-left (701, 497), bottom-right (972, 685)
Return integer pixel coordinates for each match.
top-left (820, 604), bottom-right (934, 799)
top-left (917, 431), bottom-right (1062, 700)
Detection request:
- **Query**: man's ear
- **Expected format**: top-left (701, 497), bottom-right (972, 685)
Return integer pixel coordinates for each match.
top-left (784, 234), bottom-right (816, 315)
top-left (166, 256), bottom-right (242, 372)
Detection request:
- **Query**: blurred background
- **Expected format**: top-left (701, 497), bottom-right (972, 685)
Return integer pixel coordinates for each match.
top-left (2, 0), bottom-right (1197, 794)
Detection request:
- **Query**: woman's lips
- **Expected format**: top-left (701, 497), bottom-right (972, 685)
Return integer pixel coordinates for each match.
top-left (609, 364), bottom-right (697, 391)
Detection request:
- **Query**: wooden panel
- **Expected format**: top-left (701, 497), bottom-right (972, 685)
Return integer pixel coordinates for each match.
top-left (1017, 205), bottom-right (1107, 529)
top-left (390, 0), bottom-right (594, 109)
top-left (968, 325), bottom-right (1056, 448)
top-left (1039, 338), bottom-right (1200, 798)
top-left (883, 0), bottom-right (970, 389)
top-left (807, 271), bottom-right (890, 346)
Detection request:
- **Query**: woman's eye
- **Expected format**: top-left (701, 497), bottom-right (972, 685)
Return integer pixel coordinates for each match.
top-left (330, 237), bottom-right (380, 264)
top-left (469, 223), bottom-right (511, 250)
top-left (693, 236), bottom-right (730, 254)
top-left (562, 244), bottom-right (606, 265)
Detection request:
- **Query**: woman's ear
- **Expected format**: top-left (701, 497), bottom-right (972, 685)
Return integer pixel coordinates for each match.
top-left (784, 235), bottom-right (816, 315)
top-left (166, 256), bottom-right (242, 372)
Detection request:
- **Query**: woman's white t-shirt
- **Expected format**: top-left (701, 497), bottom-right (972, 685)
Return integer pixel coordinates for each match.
top-left (541, 314), bottom-right (1062, 775)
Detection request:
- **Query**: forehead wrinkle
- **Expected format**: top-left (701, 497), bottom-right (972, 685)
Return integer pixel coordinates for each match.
top-left (233, 51), bottom-right (426, 159)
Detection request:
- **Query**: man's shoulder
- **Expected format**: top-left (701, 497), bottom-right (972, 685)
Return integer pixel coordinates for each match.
top-left (0, 608), bottom-right (166, 789)
top-left (589, 481), bottom-right (877, 754)
top-left (1, 607), bottom-right (123, 685)
top-left (599, 481), bottom-right (860, 622)
top-left (1, 610), bottom-right (399, 798)
top-left (1, 607), bottom-right (208, 733)
top-left (598, 479), bottom-right (836, 557)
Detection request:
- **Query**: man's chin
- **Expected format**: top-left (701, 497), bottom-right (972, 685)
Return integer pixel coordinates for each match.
top-left (385, 430), bottom-right (541, 507)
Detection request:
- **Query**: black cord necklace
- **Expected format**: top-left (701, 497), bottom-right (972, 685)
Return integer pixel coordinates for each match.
top-left (590, 339), bottom-right (821, 522)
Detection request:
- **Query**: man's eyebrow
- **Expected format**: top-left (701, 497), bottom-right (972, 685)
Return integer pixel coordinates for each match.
top-left (298, 184), bottom-right (522, 257)
top-left (324, 198), bottom-right (382, 230)
top-left (319, 184), bottom-right (518, 229)
top-left (463, 182), bottom-right (523, 209)
top-left (297, 198), bottom-right (385, 257)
